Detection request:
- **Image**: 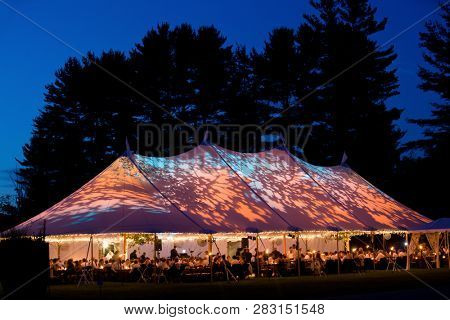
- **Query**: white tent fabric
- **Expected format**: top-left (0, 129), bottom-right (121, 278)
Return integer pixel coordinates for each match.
top-left (12, 145), bottom-right (431, 236)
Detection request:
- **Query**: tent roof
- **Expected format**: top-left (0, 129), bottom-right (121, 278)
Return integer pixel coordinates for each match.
top-left (11, 144), bottom-right (431, 236)
top-left (409, 218), bottom-right (450, 233)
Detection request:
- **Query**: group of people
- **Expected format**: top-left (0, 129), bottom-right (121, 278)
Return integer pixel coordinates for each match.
top-left (49, 243), bottom-right (445, 282)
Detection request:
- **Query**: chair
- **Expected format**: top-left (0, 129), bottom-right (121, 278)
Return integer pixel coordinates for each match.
top-left (77, 267), bottom-right (93, 287)
top-left (364, 258), bottom-right (374, 271)
top-left (354, 258), bottom-right (364, 273)
top-left (325, 260), bottom-right (338, 274)
top-left (154, 268), bottom-right (168, 284)
top-left (376, 258), bottom-right (388, 270)
top-left (386, 256), bottom-right (398, 271)
top-left (313, 260), bottom-right (326, 276)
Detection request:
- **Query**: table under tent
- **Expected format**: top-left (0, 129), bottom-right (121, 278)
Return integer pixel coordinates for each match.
top-left (9, 144), bottom-right (439, 272)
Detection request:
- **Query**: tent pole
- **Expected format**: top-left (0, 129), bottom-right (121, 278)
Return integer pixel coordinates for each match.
top-left (436, 232), bottom-right (441, 269)
top-left (153, 233), bottom-right (157, 260)
top-left (296, 234), bottom-right (301, 277)
top-left (98, 240), bottom-right (102, 260)
top-left (283, 234), bottom-right (287, 256)
top-left (208, 234), bottom-right (213, 282)
top-left (123, 234), bottom-right (127, 260)
top-left (336, 232), bottom-right (340, 275)
top-left (84, 236), bottom-right (91, 265)
top-left (371, 232), bottom-right (376, 271)
top-left (406, 232), bottom-right (410, 271)
top-left (447, 231), bottom-right (449, 269)
top-left (208, 234), bottom-right (213, 255)
top-left (256, 233), bottom-right (260, 278)
top-left (57, 243), bottom-right (61, 260)
top-left (91, 235), bottom-right (94, 265)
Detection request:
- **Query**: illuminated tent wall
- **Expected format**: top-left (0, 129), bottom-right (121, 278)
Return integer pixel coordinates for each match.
top-left (12, 144), bottom-right (430, 259)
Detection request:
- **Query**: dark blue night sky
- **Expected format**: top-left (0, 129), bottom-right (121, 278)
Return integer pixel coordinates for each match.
top-left (0, 0), bottom-right (444, 195)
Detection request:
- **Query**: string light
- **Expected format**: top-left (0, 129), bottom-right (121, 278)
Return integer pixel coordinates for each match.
top-left (40, 229), bottom-right (412, 244)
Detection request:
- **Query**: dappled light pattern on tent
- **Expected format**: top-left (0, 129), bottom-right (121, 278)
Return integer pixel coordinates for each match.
top-left (133, 146), bottom-right (290, 233)
top-left (297, 158), bottom-right (430, 229)
top-left (13, 145), bottom-right (430, 236)
top-left (14, 157), bottom-right (201, 235)
top-left (215, 146), bottom-right (366, 231)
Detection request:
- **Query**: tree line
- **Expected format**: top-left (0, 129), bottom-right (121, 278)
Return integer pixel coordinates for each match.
top-left (1, 0), bottom-right (447, 225)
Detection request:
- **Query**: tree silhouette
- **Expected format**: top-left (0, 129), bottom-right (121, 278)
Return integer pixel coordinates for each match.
top-left (407, 3), bottom-right (449, 162)
top-left (394, 4), bottom-right (449, 219)
top-left (293, 0), bottom-right (403, 187)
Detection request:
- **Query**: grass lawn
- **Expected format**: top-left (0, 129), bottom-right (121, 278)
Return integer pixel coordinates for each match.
top-left (39, 269), bottom-right (450, 300)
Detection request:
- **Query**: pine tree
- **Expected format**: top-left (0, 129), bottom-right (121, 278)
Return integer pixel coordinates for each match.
top-left (295, 0), bottom-right (403, 185)
top-left (252, 27), bottom-right (298, 114)
top-left (396, 4), bottom-right (449, 219)
top-left (408, 3), bottom-right (449, 162)
top-left (16, 52), bottom-right (135, 218)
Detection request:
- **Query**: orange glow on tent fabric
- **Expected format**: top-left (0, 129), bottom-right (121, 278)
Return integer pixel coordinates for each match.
top-left (12, 145), bottom-right (431, 236)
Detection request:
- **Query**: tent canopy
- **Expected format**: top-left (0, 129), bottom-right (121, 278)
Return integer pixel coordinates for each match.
top-left (409, 218), bottom-right (450, 233)
top-left (11, 144), bottom-right (431, 236)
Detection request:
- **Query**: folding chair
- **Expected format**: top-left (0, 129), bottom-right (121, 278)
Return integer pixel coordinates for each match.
top-left (77, 267), bottom-right (93, 287)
